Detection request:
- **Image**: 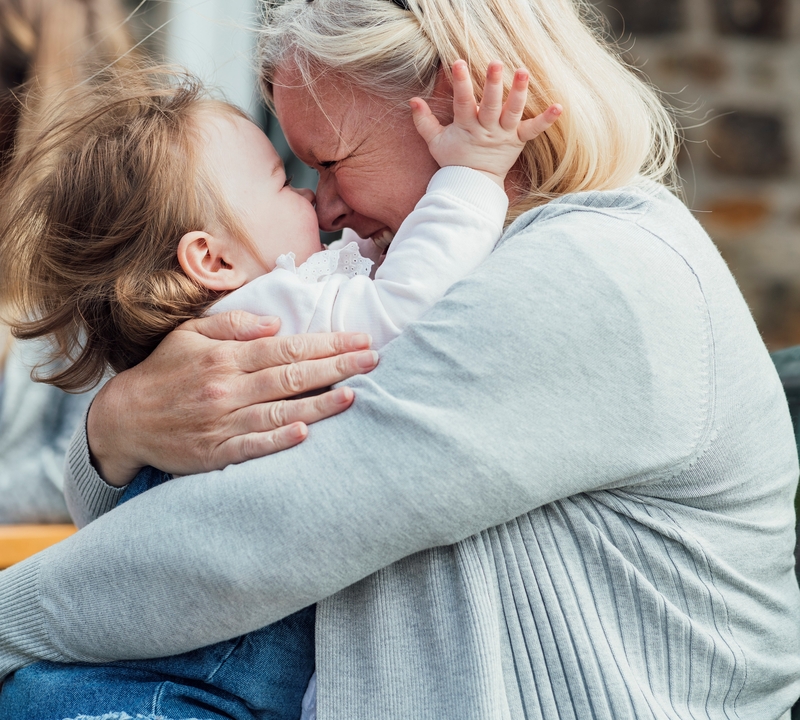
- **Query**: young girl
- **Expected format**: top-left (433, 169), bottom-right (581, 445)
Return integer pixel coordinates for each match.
top-left (0, 63), bottom-right (559, 719)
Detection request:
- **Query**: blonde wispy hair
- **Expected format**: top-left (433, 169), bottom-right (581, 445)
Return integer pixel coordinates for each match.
top-left (259, 0), bottom-right (679, 222)
top-left (0, 68), bottom-right (250, 392)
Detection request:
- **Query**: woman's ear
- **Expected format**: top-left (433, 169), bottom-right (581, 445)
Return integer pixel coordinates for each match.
top-left (429, 64), bottom-right (455, 124)
top-left (177, 231), bottom-right (248, 292)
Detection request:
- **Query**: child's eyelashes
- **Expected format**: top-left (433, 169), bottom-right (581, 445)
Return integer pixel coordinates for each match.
top-left (283, 174), bottom-right (294, 188)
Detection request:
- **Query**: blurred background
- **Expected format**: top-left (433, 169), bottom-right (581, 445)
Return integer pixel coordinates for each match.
top-left (124, 0), bottom-right (800, 350)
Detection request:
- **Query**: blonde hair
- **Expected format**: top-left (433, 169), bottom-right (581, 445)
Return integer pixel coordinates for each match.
top-left (259, 0), bottom-right (678, 221)
top-left (0, 68), bottom-right (249, 392)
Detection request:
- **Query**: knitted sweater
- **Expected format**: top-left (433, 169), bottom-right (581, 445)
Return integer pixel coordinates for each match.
top-left (1, 182), bottom-right (798, 719)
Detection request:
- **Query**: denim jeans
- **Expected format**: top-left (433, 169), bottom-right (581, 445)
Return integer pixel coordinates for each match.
top-left (0, 467), bottom-right (315, 720)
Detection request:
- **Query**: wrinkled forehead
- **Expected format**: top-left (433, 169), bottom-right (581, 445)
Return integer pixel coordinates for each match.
top-left (272, 61), bottom-right (396, 159)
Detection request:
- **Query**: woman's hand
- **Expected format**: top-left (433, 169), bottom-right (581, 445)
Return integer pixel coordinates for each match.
top-left (87, 312), bottom-right (378, 487)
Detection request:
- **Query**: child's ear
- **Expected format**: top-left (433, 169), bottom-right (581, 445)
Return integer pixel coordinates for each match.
top-left (177, 231), bottom-right (248, 292)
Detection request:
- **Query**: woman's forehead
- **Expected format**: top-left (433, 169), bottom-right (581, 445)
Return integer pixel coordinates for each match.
top-left (273, 76), bottom-right (379, 159)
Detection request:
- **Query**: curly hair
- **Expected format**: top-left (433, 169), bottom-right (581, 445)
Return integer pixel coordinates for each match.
top-left (0, 68), bottom-right (251, 392)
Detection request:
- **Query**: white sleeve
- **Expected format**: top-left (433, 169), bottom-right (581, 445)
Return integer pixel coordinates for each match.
top-left (209, 167), bottom-right (509, 349)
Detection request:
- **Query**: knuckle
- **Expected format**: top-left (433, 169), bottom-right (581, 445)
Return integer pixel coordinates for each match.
top-left (227, 310), bottom-right (251, 336)
top-left (337, 354), bottom-right (356, 375)
top-left (279, 363), bottom-right (305, 395)
top-left (200, 442), bottom-right (222, 471)
top-left (199, 380), bottom-right (230, 404)
top-left (280, 335), bottom-right (305, 363)
top-left (204, 343), bottom-right (235, 370)
top-left (240, 434), bottom-right (259, 459)
top-left (266, 401), bottom-right (288, 429)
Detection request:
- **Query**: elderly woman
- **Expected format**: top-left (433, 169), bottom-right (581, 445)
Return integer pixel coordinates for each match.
top-left (0, 0), bottom-right (798, 718)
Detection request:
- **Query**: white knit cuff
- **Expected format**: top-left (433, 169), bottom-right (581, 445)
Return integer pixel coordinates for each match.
top-left (426, 166), bottom-right (510, 223)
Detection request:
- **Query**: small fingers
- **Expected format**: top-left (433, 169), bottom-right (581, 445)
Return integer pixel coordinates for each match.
top-left (410, 97), bottom-right (442, 145)
top-left (499, 68), bottom-right (531, 131)
top-left (478, 61), bottom-right (505, 127)
top-left (451, 59), bottom-right (478, 126)
top-left (518, 103), bottom-right (563, 143)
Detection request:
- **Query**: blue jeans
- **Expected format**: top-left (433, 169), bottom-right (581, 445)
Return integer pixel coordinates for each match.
top-left (0, 467), bottom-right (315, 720)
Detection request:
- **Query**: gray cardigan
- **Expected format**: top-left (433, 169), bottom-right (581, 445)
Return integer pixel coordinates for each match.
top-left (1, 183), bottom-right (799, 719)
top-left (0, 341), bottom-right (95, 524)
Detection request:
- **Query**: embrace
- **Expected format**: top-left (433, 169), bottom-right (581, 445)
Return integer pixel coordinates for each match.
top-left (0, 0), bottom-right (798, 719)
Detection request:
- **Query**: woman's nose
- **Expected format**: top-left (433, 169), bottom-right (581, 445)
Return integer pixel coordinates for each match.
top-left (314, 173), bottom-right (352, 232)
top-left (291, 186), bottom-right (316, 204)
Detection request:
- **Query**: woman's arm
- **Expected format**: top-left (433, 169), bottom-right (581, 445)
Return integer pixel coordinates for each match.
top-left (0, 206), bottom-right (714, 676)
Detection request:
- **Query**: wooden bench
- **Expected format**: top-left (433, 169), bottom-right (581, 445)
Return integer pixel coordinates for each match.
top-left (0, 524), bottom-right (77, 570)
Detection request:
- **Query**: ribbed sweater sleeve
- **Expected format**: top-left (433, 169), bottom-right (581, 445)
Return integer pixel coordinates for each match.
top-left (0, 557), bottom-right (60, 678)
top-left (63, 408), bottom-right (127, 528)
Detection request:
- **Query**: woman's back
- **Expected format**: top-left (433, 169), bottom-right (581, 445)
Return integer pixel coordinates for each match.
top-left (313, 182), bottom-right (800, 719)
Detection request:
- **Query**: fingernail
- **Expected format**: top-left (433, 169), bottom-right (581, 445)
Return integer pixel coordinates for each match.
top-left (289, 422), bottom-right (307, 440)
top-left (352, 333), bottom-right (372, 349)
top-left (334, 387), bottom-right (354, 404)
top-left (259, 316), bottom-right (279, 327)
top-left (356, 350), bottom-right (379, 369)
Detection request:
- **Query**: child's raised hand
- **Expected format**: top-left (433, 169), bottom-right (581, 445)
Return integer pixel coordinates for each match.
top-left (410, 60), bottom-right (562, 187)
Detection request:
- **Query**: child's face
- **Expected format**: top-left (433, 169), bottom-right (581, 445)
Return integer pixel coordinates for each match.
top-left (201, 110), bottom-right (323, 281)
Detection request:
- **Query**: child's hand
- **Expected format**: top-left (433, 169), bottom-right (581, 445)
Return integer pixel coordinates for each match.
top-left (410, 60), bottom-right (562, 188)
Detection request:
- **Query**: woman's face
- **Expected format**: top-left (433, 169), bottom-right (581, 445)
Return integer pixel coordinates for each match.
top-left (273, 65), bottom-right (442, 243)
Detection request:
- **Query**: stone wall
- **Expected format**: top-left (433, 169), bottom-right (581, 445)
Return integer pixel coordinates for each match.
top-left (593, 0), bottom-right (800, 350)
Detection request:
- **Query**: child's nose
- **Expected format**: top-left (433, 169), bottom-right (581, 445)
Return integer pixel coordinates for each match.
top-left (292, 187), bottom-right (316, 204)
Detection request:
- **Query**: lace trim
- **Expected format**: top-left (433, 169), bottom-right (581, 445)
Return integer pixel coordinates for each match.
top-left (276, 242), bottom-right (373, 284)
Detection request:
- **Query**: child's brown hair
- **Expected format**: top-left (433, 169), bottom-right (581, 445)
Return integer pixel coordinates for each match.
top-left (0, 67), bottom-right (251, 392)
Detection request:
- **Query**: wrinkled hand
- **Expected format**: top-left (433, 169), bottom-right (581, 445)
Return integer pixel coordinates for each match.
top-left (87, 312), bottom-right (379, 487)
top-left (410, 59), bottom-right (562, 187)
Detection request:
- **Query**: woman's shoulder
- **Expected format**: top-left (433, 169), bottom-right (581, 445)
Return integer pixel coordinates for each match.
top-left (502, 179), bottom-right (691, 248)
top-left (492, 180), bottom-right (794, 511)
top-left (498, 179), bottom-right (736, 332)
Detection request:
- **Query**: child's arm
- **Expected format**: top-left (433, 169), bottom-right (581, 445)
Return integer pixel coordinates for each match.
top-left (209, 62), bottom-right (561, 349)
